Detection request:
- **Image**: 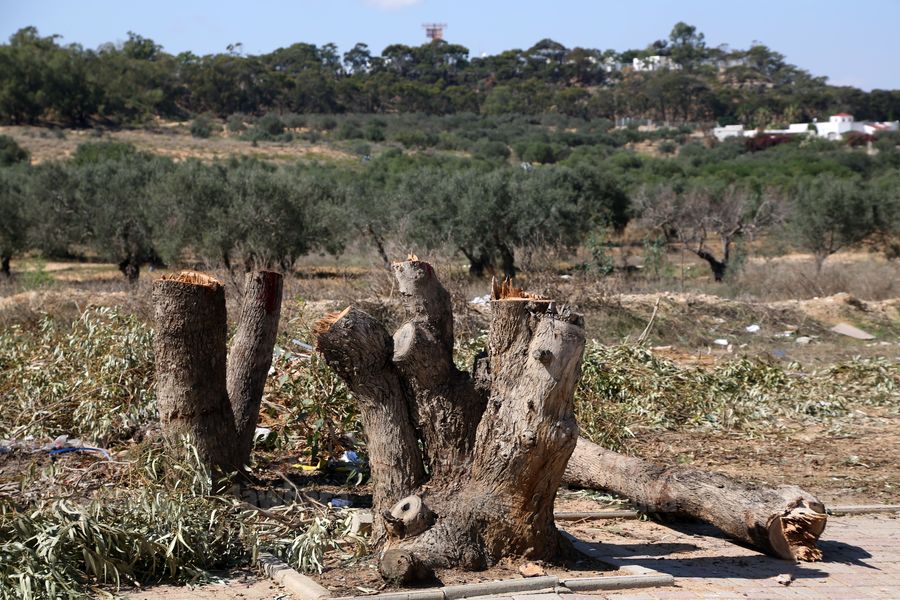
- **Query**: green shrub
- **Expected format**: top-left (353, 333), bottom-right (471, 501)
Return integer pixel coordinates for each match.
top-left (71, 141), bottom-right (138, 165)
top-left (190, 115), bottom-right (213, 138)
top-left (393, 129), bottom-right (438, 149)
top-left (473, 139), bottom-right (510, 162)
top-left (227, 114), bottom-right (247, 133)
top-left (364, 122), bottom-right (386, 142)
top-left (658, 140), bottom-right (678, 155)
top-left (283, 113), bottom-right (307, 129)
top-left (0, 135), bottom-right (30, 166)
top-left (336, 121), bottom-right (363, 140)
top-left (257, 114), bottom-right (285, 136)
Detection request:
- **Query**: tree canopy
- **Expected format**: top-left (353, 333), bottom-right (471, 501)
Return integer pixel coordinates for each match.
top-left (2, 25), bottom-right (898, 127)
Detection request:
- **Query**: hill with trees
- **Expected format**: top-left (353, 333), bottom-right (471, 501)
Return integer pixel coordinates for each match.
top-left (2, 23), bottom-right (899, 127)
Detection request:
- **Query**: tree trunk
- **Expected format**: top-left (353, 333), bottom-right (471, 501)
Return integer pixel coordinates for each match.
top-left (153, 270), bottom-right (283, 476)
top-left (459, 247), bottom-right (491, 277)
top-left (498, 244), bottom-right (517, 279)
top-left (228, 271), bottom-right (284, 466)
top-left (315, 261), bottom-right (584, 581)
top-left (1, 255), bottom-right (10, 278)
top-left (694, 248), bottom-right (727, 282)
top-left (119, 255), bottom-right (141, 282)
top-left (366, 223), bottom-right (392, 270)
top-left (564, 438), bottom-right (827, 561)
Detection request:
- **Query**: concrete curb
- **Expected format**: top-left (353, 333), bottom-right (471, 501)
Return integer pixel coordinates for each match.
top-left (561, 573), bottom-right (675, 591)
top-left (258, 552), bottom-right (332, 600)
top-left (442, 576), bottom-right (560, 600)
top-left (328, 568), bottom-right (677, 600)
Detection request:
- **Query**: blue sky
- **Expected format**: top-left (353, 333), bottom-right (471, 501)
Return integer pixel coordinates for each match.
top-left (2, 0), bottom-right (898, 90)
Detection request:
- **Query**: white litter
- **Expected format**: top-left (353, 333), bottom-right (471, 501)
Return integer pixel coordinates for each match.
top-left (745, 324), bottom-right (760, 333)
top-left (292, 339), bottom-right (315, 351)
top-left (713, 339), bottom-right (729, 346)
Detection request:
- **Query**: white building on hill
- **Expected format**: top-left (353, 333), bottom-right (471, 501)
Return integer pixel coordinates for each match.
top-left (632, 55), bottom-right (682, 72)
top-left (712, 113), bottom-right (898, 142)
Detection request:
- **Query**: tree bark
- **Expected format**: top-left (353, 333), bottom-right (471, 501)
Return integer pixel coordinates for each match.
top-left (564, 438), bottom-right (827, 561)
top-left (694, 247), bottom-right (727, 282)
top-left (119, 255), bottom-right (140, 282)
top-left (228, 271), bottom-right (284, 466)
top-left (314, 261), bottom-right (584, 581)
top-left (153, 272), bottom-right (236, 473)
top-left (365, 223), bottom-right (392, 270)
top-left (315, 306), bottom-right (426, 523)
top-left (153, 270), bottom-right (284, 475)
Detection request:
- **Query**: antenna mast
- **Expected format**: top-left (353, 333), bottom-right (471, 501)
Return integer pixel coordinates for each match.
top-left (422, 23), bottom-right (447, 41)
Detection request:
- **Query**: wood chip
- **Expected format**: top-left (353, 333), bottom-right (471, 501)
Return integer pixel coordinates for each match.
top-left (518, 562), bottom-right (545, 577)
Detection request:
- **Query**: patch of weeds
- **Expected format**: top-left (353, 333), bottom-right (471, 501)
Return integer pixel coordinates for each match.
top-left (21, 257), bottom-right (53, 289)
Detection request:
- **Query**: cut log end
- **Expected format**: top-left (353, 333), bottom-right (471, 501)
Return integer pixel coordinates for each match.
top-left (379, 548), bottom-right (429, 584)
top-left (312, 307), bottom-right (351, 339)
top-left (385, 495), bottom-right (435, 539)
top-left (491, 276), bottom-right (548, 301)
top-left (159, 271), bottom-right (222, 288)
top-left (768, 505), bottom-right (828, 562)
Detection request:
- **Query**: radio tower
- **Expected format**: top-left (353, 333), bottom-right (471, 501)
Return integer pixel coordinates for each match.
top-left (422, 23), bottom-right (447, 41)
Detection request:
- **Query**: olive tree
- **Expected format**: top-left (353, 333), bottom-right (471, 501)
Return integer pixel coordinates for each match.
top-left (0, 165), bottom-right (28, 277)
top-left (790, 175), bottom-right (876, 272)
top-left (637, 181), bottom-right (780, 281)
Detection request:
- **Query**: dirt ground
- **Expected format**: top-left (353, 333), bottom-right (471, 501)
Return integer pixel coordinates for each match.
top-left (0, 124), bottom-right (356, 164)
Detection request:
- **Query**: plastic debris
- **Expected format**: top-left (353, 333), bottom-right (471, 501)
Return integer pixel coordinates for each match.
top-left (830, 322), bottom-right (875, 340)
top-left (341, 450), bottom-right (361, 464)
top-left (713, 339), bottom-right (729, 346)
top-left (48, 446), bottom-right (111, 460)
top-left (253, 427), bottom-right (273, 442)
top-left (745, 324), bottom-right (760, 333)
top-left (330, 498), bottom-right (352, 508)
top-left (795, 336), bottom-right (812, 345)
top-left (292, 339), bottom-right (315, 351)
top-left (775, 573), bottom-right (794, 586)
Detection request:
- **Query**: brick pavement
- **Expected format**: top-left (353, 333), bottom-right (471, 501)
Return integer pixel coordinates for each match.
top-left (565, 514), bottom-right (900, 599)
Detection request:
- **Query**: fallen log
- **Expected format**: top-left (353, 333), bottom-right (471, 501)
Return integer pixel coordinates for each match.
top-left (564, 437), bottom-right (827, 561)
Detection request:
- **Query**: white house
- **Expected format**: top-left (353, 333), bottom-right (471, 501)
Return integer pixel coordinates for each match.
top-left (815, 113), bottom-right (858, 140)
top-left (712, 113), bottom-right (898, 142)
top-left (632, 55), bottom-right (682, 72)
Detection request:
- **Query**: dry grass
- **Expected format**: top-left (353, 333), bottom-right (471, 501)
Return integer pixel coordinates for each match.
top-left (0, 125), bottom-right (357, 164)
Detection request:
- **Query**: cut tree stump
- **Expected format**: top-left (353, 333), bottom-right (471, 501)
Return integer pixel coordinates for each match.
top-left (564, 437), bottom-right (828, 561)
top-left (315, 260), bottom-right (585, 581)
top-left (153, 270), bottom-right (283, 475)
top-left (315, 259), bottom-right (828, 577)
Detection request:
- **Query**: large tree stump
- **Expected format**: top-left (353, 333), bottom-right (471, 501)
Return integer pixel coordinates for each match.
top-left (153, 270), bottom-right (283, 475)
top-left (565, 438), bottom-right (828, 561)
top-left (315, 261), bottom-right (584, 581)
